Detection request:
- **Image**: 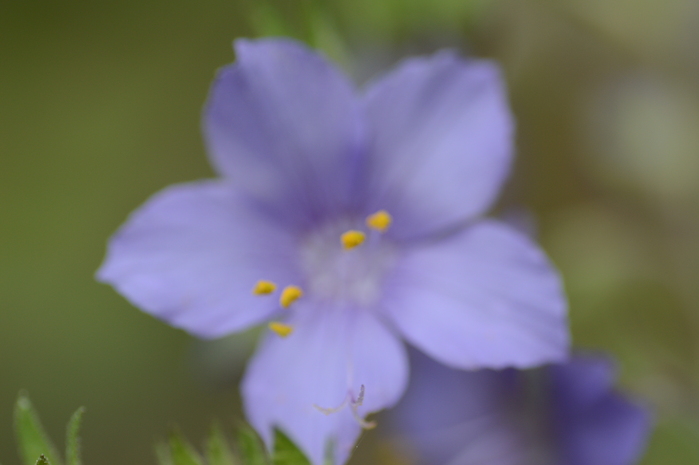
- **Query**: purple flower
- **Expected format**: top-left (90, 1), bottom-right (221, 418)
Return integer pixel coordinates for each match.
top-left (390, 350), bottom-right (651, 465)
top-left (97, 38), bottom-right (569, 464)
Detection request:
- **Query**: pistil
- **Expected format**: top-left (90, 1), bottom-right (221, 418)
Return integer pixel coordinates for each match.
top-left (314, 384), bottom-right (376, 429)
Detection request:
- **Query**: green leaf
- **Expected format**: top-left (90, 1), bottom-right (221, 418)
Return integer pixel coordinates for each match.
top-left (236, 424), bottom-right (267, 465)
top-left (271, 430), bottom-right (310, 465)
top-left (154, 441), bottom-right (173, 465)
top-left (14, 393), bottom-right (63, 465)
top-left (168, 430), bottom-right (203, 465)
top-left (206, 423), bottom-right (237, 465)
top-left (36, 455), bottom-right (50, 465)
top-left (65, 407), bottom-right (85, 465)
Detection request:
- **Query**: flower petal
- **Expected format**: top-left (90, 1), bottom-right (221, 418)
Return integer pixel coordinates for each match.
top-left (241, 306), bottom-right (408, 465)
top-left (391, 352), bottom-right (651, 465)
top-left (204, 38), bottom-right (365, 227)
top-left (381, 219), bottom-right (569, 369)
top-left (97, 181), bottom-right (299, 338)
top-left (390, 349), bottom-right (526, 465)
top-left (362, 51), bottom-right (514, 238)
top-left (552, 356), bottom-right (652, 465)
top-left (550, 355), bottom-right (618, 411)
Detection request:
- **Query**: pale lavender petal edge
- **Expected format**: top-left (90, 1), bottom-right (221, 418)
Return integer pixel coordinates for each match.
top-left (361, 51), bottom-right (515, 239)
top-left (203, 38), bottom-right (366, 227)
top-left (381, 219), bottom-right (569, 369)
top-left (242, 305), bottom-right (408, 465)
top-left (97, 180), bottom-right (300, 338)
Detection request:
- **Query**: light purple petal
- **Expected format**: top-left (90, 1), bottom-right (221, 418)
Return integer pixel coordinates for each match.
top-left (550, 356), bottom-right (617, 412)
top-left (390, 349), bottom-right (527, 465)
top-left (203, 38), bottom-right (365, 227)
top-left (97, 181), bottom-right (300, 338)
top-left (552, 357), bottom-right (652, 465)
top-left (241, 305), bottom-right (408, 465)
top-left (381, 219), bottom-right (569, 369)
top-left (362, 51), bottom-right (514, 238)
top-left (390, 352), bottom-right (651, 465)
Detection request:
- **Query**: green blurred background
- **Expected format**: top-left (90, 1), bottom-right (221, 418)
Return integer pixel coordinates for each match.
top-left (2, 0), bottom-right (699, 463)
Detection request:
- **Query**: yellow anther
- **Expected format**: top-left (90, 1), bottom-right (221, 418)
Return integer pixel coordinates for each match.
top-left (268, 321), bottom-right (294, 338)
top-left (280, 285), bottom-right (303, 308)
top-left (366, 210), bottom-right (392, 233)
top-left (252, 280), bottom-right (277, 295)
top-left (341, 230), bottom-right (366, 250)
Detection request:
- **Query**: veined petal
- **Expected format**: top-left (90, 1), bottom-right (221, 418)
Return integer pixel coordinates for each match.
top-left (204, 38), bottom-right (365, 227)
top-left (362, 51), bottom-right (514, 239)
top-left (242, 306), bottom-right (408, 465)
top-left (381, 219), bottom-right (569, 369)
top-left (97, 181), bottom-right (299, 338)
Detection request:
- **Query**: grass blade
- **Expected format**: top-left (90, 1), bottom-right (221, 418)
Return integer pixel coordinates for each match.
top-left (206, 423), bottom-right (237, 465)
top-left (236, 424), bottom-right (267, 465)
top-left (271, 430), bottom-right (310, 465)
top-left (65, 407), bottom-right (85, 465)
top-left (14, 393), bottom-right (63, 465)
top-left (168, 430), bottom-right (203, 465)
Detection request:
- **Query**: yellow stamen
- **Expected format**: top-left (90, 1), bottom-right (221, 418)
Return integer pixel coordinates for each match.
top-left (280, 285), bottom-right (303, 308)
top-left (365, 210), bottom-right (392, 233)
top-left (341, 230), bottom-right (366, 250)
top-left (268, 321), bottom-right (294, 338)
top-left (252, 280), bottom-right (276, 295)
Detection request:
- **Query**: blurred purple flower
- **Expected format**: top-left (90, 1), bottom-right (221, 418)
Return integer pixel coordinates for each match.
top-left (391, 350), bottom-right (651, 465)
top-left (97, 38), bottom-right (569, 464)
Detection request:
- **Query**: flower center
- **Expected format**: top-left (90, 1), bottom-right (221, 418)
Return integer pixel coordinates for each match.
top-left (300, 214), bottom-right (396, 308)
top-left (252, 211), bottom-right (394, 338)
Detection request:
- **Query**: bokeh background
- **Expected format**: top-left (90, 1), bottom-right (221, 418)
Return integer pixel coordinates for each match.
top-left (2, 0), bottom-right (699, 463)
